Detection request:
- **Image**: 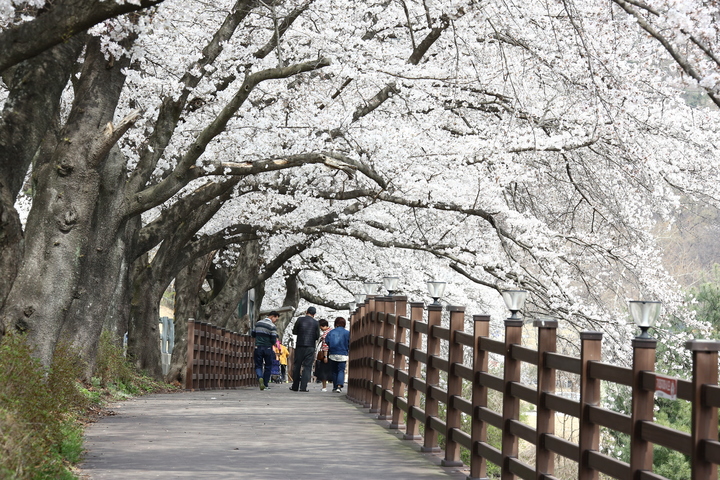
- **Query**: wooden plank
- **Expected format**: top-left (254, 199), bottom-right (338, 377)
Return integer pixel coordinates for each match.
top-left (511, 345), bottom-right (538, 365)
top-left (455, 363), bottom-right (474, 381)
top-left (429, 355), bottom-right (449, 373)
top-left (433, 325), bottom-right (450, 341)
top-left (545, 352), bottom-right (581, 374)
top-left (397, 315), bottom-right (412, 329)
top-left (509, 382), bottom-right (537, 405)
top-left (478, 371), bottom-right (504, 393)
top-left (587, 450), bottom-right (630, 480)
top-left (639, 421), bottom-right (691, 455)
top-left (587, 405), bottom-right (631, 434)
top-left (454, 395), bottom-right (472, 416)
top-left (589, 361), bottom-right (632, 385)
top-left (428, 415), bottom-right (447, 436)
top-left (413, 350), bottom-right (428, 365)
top-left (507, 457), bottom-right (535, 480)
top-left (415, 321), bottom-right (428, 335)
top-left (456, 330), bottom-right (474, 347)
top-left (507, 419), bottom-right (536, 444)
top-left (706, 385), bottom-right (720, 408)
top-left (452, 428), bottom-right (472, 450)
top-left (543, 393), bottom-right (581, 418)
top-left (479, 337), bottom-right (505, 355)
top-left (542, 434), bottom-right (579, 462)
top-left (702, 439), bottom-right (720, 464)
top-left (477, 406), bottom-right (503, 429)
top-left (427, 384), bottom-right (448, 404)
top-left (476, 441), bottom-right (503, 467)
top-left (397, 343), bottom-right (410, 357)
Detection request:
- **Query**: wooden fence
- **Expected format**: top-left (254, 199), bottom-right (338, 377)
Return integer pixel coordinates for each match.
top-left (347, 295), bottom-right (720, 480)
top-left (185, 318), bottom-right (256, 390)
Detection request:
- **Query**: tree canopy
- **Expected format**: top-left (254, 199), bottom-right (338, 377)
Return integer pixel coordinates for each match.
top-left (2, 0), bottom-right (720, 377)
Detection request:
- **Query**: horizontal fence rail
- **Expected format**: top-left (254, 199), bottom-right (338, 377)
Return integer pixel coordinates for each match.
top-left (185, 318), bottom-right (256, 390)
top-left (347, 295), bottom-right (720, 480)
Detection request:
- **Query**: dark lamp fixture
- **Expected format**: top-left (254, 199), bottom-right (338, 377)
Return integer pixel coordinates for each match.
top-left (363, 282), bottom-right (380, 295)
top-left (502, 289), bottom-right (527, 319)
top-left (427, 281), bottom-right (446, 306)
top-left (629, 300), bottom-right (661, 339)
top-left (383, 276), bottom-right (400, 295)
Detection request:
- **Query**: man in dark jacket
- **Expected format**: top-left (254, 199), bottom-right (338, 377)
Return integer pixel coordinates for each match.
top-left (290, 306), bottom-right (320, 392)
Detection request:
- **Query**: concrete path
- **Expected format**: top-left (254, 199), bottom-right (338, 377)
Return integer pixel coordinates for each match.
top-left (79, 383), bottom-right (470, 480)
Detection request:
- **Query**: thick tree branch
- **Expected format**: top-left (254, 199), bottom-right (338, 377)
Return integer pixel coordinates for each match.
top-left (129, 0), bottom-right (259, 190)
top-left (129, 57), bottom-right (333, 214)
top-left (0, 0), bottom-right (165, 72)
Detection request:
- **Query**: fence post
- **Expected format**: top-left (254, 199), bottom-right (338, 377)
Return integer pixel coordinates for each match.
top-left (422, 303), bottom-right (443, 453)
top-left (535, 319), bottom-right (558, 479)
top-left (687, 340), bottom-right (720, 480)
top-left (390, 296), bottom-right (409, 430)
top-left (443, 306), bottom-right (466, 467)
top-left (404, 301), bottom-right (426, 441)
top-left (501, 317), bottom-right (523, 480)
top-left (379, 296), bottom-right (396, 420)
top-left (370, 296), bottom-right (386, 414)
top-left (359, 300), bottom-right (372, 407)
top-left (630, 336), bottom-right (656, 476)
top-left (185, 318), bottom-right (196, 390)
top-left (348, 306), bottom-right (361, 402)
top-left (360, 298), bottom-right (373, 408)
top-left (469, 314), bottom-right (491, 480)
top-left (579, 331), bottom-right (602, 480)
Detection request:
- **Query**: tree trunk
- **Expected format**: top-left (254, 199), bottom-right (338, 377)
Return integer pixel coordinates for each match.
top-left (0, 36), bottom-right (131, 366)
top-left (200, 240), bottom-right (261, 328)
top-left (127, 257), bottom-right (165, 378)
top-left (0, 36), bottom-right (85, 310)
top-left (60, 147), bottom-right (135, 378)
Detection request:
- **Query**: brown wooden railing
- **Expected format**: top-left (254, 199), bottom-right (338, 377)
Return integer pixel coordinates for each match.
top-left (347, 295), bottom-right (720, 480)
top-left (185, 318), bottom-right (256, 390)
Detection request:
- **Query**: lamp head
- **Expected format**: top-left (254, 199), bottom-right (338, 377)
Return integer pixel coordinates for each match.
top-left (353, 293), bottom-right (366, 304)
top-left (427, 281), bottom-right (446, 306)
top-left (629, 300), bottom-right (661, 339)
top-left (502, 289), bottom-right (528, 319)
top-left (363, 282), bottom-right (380, 295)
top-left (383, 276), bottom-right (400, 295)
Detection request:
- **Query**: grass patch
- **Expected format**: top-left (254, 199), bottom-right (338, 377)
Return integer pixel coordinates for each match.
top-left (0, 331), bottom-right (179, 479)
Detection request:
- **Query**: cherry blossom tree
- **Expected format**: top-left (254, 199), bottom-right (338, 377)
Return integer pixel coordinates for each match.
top-left (2, 0), bottom-right (719, 378)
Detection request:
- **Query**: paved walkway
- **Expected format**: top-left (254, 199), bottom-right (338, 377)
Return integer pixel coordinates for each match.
top-left (79, 383), bottom-right (470, 480)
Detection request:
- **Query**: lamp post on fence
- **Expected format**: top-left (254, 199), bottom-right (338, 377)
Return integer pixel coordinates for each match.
top-left (427, 280), bottom-right (446, 305)
top-left (354, 293), bottom-right (366, 305)
top-left (500, 289), bottom-right (527, 480)
top-left (629, 300), bottom-right (661, 338)
top-left (628, 299), bottom-right (660, 476)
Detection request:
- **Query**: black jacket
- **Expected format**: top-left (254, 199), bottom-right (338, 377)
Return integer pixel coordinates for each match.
top-left (293, 315), bottom-right (320, 347)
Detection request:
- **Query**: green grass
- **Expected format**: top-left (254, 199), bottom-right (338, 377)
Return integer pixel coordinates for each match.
top-left (0, 331), bottom-right (179, 479)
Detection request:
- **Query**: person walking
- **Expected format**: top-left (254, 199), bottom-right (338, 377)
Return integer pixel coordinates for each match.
top-left (253, 311), bottom-right (279, 390)
top-left (290, 306), bottom-right (319, 392)
top-left (274, 340), bottom-right (290, 383)
top-left (325, 316), bottom-right (350, 393)
top-left (315, 319), bottom-right (333, 391)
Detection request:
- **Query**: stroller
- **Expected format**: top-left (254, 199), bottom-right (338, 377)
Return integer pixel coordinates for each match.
top-left (270, 356), bottom-right (282, 383)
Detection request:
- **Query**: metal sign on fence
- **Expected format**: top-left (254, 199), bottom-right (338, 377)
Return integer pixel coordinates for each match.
top-left (655, 374), bottom-right (678, 399)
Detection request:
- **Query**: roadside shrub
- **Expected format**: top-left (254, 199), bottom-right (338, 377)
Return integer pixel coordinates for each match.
top-left (0, 333), bottom-right (85, 479)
